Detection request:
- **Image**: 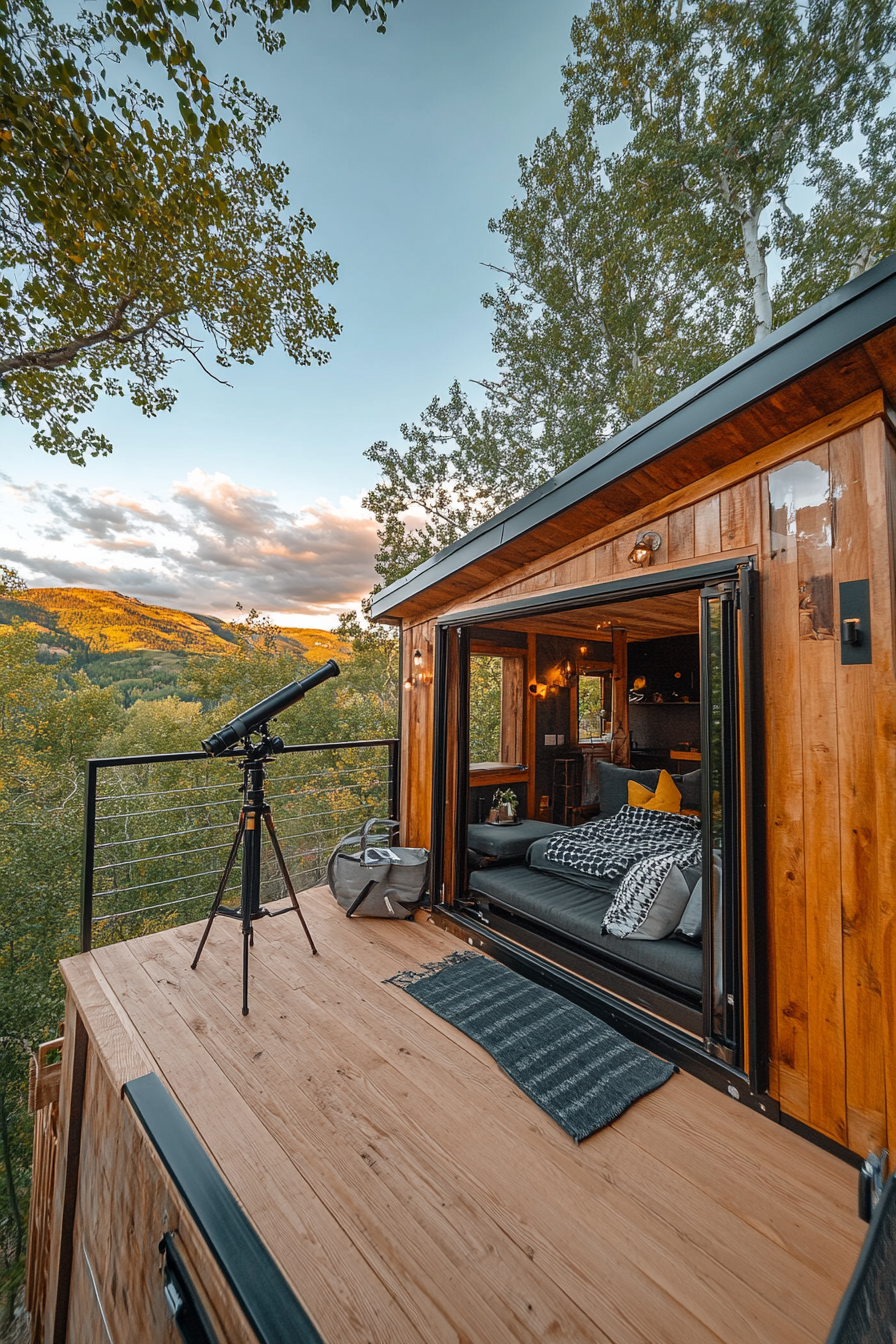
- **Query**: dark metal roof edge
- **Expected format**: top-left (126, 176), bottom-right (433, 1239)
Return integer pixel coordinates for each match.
top-left (436, 555), bottom-right (754, 626)
top-left (371, 253), bottom-right (896, 619)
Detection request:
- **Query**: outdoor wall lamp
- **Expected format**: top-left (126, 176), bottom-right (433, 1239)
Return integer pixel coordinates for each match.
top-left (627, 531), bottom-right (662, 567)
top-left (404, 646), bottom-right (432, 691)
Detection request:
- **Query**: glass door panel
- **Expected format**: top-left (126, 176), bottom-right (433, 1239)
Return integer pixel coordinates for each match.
top-left (700, 583), bottom-right (743, 1066)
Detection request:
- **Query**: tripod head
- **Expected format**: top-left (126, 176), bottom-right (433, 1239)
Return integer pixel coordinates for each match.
top-left (236, 723), bottom-right (286, 766)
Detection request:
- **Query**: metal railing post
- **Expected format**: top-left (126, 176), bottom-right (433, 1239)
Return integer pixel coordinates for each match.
top-left (80, 760), bottom-right (98, 954)
top-left (388, 739), bottom-right (399, 822)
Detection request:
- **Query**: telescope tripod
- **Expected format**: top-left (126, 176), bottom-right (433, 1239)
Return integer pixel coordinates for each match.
top-left (191, 731), bottom-right (318, 1015)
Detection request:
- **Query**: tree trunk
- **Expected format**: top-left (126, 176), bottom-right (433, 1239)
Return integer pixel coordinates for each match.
top-left (740, 205), bottom-right (772, 341)
top-left (848, 242), bottom-right (876, 280)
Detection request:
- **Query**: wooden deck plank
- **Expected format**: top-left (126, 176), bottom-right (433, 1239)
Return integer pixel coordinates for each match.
top-left (263, 910), bottom-right (859, 1337)
top-left (296, 896), bottom-right (861, 1241)
top-left (148, 926), bottom-right (730, 1344)
top-left (72, 891), bottom-right (865, 1344)
top-left (174, 905), bottom-right (851, 1342)
top-left (91, 938), bottom-right (428, 1344)
top-left (139, 929), bottom-right (617, 1344)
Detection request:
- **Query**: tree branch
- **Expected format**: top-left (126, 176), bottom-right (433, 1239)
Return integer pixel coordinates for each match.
top-left (0, 296), bottom-right (181, 375)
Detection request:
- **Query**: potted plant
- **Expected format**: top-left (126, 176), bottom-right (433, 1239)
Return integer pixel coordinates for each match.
top-left (490, 788), bottom-right (519, 823)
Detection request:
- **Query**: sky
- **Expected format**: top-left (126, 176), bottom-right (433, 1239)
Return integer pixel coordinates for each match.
top-left (1, 0), bottom-right (590, 627)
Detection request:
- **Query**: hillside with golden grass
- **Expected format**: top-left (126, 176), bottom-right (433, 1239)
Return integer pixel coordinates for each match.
top-left (27, 587), bottom-right (231, 654)
top-left (18, 588), bottom-right (350, 663)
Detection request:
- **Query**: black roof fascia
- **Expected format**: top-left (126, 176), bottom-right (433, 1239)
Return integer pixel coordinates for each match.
top-left (371, 253), bottom-right (896, 620)
top-left (436, 555), bottom-right (753, 627)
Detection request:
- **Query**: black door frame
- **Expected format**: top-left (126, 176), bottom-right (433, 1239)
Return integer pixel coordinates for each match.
top-left (427, 554), bottom-right (769, 1094)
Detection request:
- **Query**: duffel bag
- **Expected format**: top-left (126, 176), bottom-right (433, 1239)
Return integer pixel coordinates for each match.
top-left (326, 817), bottom-right (429, 918)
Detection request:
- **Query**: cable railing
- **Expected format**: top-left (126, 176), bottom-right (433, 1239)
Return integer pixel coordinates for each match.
top-left (80, 739), bottom-right (398, 953)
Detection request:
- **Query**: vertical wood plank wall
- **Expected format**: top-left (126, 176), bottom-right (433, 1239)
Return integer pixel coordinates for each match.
top-left (400, 621), bottom-right (435, 848)
top-left (46, 988), bottom-right (258, 1343)
top-left (397, 410), bottom-right (896, 1159)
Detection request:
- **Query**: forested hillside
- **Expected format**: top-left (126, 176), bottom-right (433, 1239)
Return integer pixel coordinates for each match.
top-left (0, 588), bottom-right (351, 707)
top-left (0, 587), bottom-right (394, 1318)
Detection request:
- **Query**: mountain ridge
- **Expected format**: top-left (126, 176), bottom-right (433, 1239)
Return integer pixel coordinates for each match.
top-left (1, 587), bottom-right (350, 706)
top-left (4, 587), bottom-right (349, 662)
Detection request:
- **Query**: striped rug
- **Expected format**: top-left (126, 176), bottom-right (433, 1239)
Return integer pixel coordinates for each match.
top-left (388, 952), bottom-right (674, 1141)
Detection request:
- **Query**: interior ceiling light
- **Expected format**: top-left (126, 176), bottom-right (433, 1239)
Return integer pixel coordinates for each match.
top-left (627, 531), bottom-right (662, 567)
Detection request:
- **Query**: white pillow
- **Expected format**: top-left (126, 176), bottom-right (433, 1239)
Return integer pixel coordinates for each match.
top-left (605, 863), bottom-right (692, 941)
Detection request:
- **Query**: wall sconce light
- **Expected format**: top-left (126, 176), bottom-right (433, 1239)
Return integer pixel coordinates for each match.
top-left (580, 645), bottom-right (589, 656)
top-left (841, 617), bottom-right (861, 646)
top-left (405, 646), bottom-right (432, 690)
top-left (627, 531), bottom-right (662, 567)
top-left (558, 658), bottom-right (575, 688)
top-left (528, 681), bottom-right (548, 698)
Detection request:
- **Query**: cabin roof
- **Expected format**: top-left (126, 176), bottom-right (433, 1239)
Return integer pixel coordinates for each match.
top-left (370, 253), bottom-right (896, 622)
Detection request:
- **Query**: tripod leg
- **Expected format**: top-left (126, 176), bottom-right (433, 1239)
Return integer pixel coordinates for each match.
top-left (242, 926), bottom-right (250, 1016)
top-left (263, 812), bottom-right (318, 955)
top-left (192, 815), bottom-right (245, 970)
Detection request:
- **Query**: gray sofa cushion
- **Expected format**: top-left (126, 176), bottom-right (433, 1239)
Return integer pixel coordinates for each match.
top-left (468, 819), bottom-right (568, 861)
top-left (596, 761), bottom-right (662, 816)
top-left (469, 864), bottom-right (702, 994)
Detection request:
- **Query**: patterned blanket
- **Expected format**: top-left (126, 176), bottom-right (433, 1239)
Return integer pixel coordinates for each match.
top-left (544, 806), bottom-right (702, 937)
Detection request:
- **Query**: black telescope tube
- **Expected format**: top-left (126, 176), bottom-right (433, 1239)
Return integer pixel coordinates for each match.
top-left (201, 659), bottom-right (340, 756)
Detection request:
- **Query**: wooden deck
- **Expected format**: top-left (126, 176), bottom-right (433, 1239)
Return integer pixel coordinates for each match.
top-left (64, 887), bottom-right (865, 1344)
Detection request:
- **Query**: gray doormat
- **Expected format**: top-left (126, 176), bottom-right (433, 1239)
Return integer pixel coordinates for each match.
top-left (387, 952), bottom-right (675, 1141)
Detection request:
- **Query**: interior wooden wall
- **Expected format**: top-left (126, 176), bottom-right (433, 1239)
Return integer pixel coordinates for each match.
top-left (397, 396), bottom-right (896, 1160)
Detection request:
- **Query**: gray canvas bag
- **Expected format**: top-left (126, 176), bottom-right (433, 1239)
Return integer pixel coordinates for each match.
top-left (327, 817), bottom-right (429, 918)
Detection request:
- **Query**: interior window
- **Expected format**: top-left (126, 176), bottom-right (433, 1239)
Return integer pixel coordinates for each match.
top-left (577, 667), bottom-right (612, 743)
top-left (469, 652), bottom-right (525, 767)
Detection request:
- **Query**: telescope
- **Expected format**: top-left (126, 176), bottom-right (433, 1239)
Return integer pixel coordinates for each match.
top-left (192, 656), bottom-right (341, 1014)
top-left (200, 658), bottom-right (341, 757)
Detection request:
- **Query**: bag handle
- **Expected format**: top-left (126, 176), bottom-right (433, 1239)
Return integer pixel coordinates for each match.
top-left (360, 816), bottom-right (399, 849)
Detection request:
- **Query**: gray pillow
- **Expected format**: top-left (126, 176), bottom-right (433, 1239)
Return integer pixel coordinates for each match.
top-left (677, 769), bottom-right (701, 812)
top-left (673, 856), bottom-right (718, 942)
top-left (605, 862), bottom-right (692, 940)
top-left (675, 878), bottom-right (703, 942)
top-left (596, 761), bottom-right (661, 816)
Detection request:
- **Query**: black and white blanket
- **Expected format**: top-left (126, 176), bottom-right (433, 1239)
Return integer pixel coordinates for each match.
top-left (544, 806), bottom-right (702, 937)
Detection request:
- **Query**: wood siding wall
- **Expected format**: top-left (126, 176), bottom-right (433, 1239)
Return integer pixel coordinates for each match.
top-left (399, 401), bottom-right (896, 1159)
top-left (42, 985), bottom-right (259, 1343)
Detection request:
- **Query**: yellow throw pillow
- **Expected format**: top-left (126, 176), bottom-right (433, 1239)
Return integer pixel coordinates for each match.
top-left (628, 770), bottom-right (682, 814)
top-left (627, 779), bottom-right (656, 808)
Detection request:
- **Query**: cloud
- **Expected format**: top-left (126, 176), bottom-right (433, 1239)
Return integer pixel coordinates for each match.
top-left (0, 470), bottom-right (380, 621)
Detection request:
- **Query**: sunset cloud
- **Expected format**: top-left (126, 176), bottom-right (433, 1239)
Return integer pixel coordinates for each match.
top-left (0, 470), bottom-right (380, 622)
